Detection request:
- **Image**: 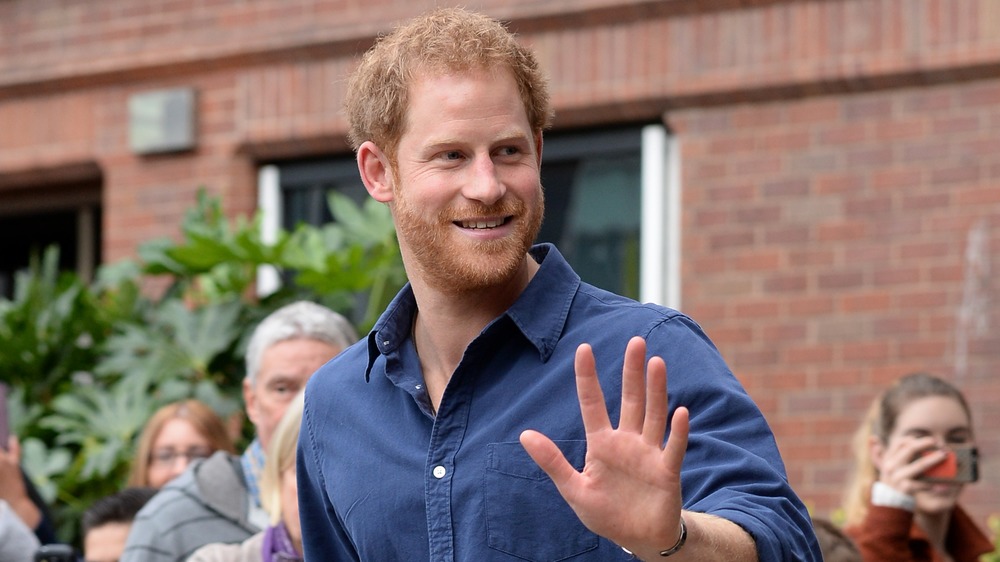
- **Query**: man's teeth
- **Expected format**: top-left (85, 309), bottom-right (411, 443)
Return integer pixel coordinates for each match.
top-left (461, 219), bottom-right (503, 229)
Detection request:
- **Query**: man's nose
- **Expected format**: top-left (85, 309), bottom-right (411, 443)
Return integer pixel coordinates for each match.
top-left (463, 156), bottom-right (506, 205)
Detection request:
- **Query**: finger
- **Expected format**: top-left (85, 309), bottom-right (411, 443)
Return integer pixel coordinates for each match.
top-left (906, 449), bottom-right (949, 476)
top-left (642, 355), bottom-right (668, 447)
top-left (663, 406), bottom-right (690, 475)
top-left (574, 343), bottom-right (612, 433)
top-left (520, 430), bottom-right (580, 491)
top-left (8, 436), bottom-right (20, 462)
top-left (886, 437), bottom-right (936, 472)
top-left (618, 336), bottom-right (648, 433)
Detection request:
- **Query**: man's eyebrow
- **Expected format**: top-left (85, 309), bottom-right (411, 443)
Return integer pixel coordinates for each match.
top-left (424, 129), bottom-right (532, 148)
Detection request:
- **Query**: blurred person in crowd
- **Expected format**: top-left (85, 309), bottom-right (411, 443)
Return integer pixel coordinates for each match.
top-left (0, 498), bottom-right (40, 562)
top-left (82, 487), bottom-right (157, 562)
top-left (812, 517), bottom-right (861, 562)
top-left (842, 372), bottom-right (992, 561)
top-left (121, 301), bottom-right (357, 562)
top-left (0, 435), bottom-right (59, 546)
top-left (187, 391), bottom-right (305, 562)
top-left (297, 8), bottom-right (820, 561)
top-left (128, 399), bottom-right (236, 489)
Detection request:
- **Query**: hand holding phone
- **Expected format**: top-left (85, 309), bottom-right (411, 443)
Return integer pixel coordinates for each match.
top-left (915, 447), bottom-right (979, 483)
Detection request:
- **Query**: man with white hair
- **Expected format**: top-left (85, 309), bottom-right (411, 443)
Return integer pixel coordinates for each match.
top-left (122, 301), bottom-right (357, 562)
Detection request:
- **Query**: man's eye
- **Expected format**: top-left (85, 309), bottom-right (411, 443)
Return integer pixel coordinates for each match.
top-left (443, 151), bottom-right (462, 160)
top-left (498, 146), bottom-right (519, 156)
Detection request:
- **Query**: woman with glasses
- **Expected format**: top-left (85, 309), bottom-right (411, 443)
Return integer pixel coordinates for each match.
top-left (129, 400), bottom-right (236, 488)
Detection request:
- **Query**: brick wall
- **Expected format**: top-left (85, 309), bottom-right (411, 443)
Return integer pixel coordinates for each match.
top-left (672, 80), bottom-right (1000, 520)
top-left (1, 0), bottom-right (998, 527)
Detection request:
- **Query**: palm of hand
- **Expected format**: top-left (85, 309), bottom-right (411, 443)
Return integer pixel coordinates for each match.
top-left (520, 337), bottom-right (689, 550)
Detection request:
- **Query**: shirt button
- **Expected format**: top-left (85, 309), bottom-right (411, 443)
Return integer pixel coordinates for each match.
top-left (433, 465), bottom-right (446, 479)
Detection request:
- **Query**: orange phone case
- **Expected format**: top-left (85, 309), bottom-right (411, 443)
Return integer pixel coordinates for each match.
top-left (920, 449), bottom-right (958, 479)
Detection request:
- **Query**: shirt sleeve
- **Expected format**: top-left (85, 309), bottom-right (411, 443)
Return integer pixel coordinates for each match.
top-left (297, 383), bottom-right (362, 561)
top-left (647, 315), bottom-right (823, 561)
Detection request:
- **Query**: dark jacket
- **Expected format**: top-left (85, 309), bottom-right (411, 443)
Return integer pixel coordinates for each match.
top-left (121, 451), bottom-right (266, 562)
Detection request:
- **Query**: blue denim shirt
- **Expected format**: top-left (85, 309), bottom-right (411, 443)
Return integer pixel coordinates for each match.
top-left (298, 244), bottom-right (821, 561)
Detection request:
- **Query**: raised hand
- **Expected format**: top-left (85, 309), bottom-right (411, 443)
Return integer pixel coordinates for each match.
top-left (519, 336), bottom-right (689, 556)
top-left (874, 435), bottom-right (946, 496)
top-left (0, 436), bottom-right (41, 529)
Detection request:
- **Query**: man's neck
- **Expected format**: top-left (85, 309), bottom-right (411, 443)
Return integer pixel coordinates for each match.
top-left (410, 254), bottom-right (539, 411)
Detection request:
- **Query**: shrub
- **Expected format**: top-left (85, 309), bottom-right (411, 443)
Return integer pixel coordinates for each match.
top-left (0, 190), bottom-right (404, 544)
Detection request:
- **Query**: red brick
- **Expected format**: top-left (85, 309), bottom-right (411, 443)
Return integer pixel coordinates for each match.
top-left (763, 273), bottom-right (807, 293)
top-left (735, 205), bottom-right (782, 224)
top-left (787, 296), bottom-right (835, 316)
top-left (816, 173), bottom-right (866, 195)
top-left (734, 250), bottom-right (781, 271)
top-left (872, 266), bottom-right (921, 286)
top-left (764, 225), bottom-right (811, 245)
top-left (843, 341), bottom-right (890, 362)
top-left (817, 270), bottom-right (864, 290)
top-left (897, 340), bottom-right (948, 359)
top-left (733, 300), bottom-right (781, 318)
top-left (841, 292), bottom-right (892, 313)
top-left (844, 195), bottom-right (893, 216)
top-left (872, 317), bottom-right (921, 336)
top-left (788, 248), bottom-right (834, 267)
top-left (761, 178), bottom-right (810, 198)
top-left (817, 221), bottom-right (869, 242)
top-left (817, 123), bottom-right (868, 145)
top-left (893, 290), bottom-right (950, 308)
top-left (932, 115), bottom-right (982, 135)
top-left (760, 323), bottom-right (808, 343)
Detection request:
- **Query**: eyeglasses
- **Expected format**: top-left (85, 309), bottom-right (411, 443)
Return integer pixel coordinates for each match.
top-left (150, 447), bottom-right (213, 466)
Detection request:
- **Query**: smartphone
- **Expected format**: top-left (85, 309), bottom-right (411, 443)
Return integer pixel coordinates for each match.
top-left (916, 446), bottom-right (979, 483)
top-left (33, 544), bottom-right (76, 562)
top-left (0, 382), bottom-right (9, 451)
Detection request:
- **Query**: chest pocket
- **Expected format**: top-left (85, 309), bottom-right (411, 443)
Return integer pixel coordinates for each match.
top-left (484, 441), bottom-right (599, 562)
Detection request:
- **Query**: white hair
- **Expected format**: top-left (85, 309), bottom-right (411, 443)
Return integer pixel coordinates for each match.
top-left (244, 301), bottom-right (358, 385)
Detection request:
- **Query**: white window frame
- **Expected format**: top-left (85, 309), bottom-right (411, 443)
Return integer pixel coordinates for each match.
top-left (640, 124), bottom-right (681, 310)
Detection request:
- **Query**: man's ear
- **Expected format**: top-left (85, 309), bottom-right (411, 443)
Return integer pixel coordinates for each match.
top-left (534, 131), bottom-right (543, 167)
top-left (357, 141), bottom-right (395, 203)
top-left (243, 378), bottom-right (259, 427)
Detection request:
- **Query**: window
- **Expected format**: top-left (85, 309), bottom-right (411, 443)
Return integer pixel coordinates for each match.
top-left (259, 123), bottom-right (678, 306)
top-left (0, 182), bottom-right (102, 299)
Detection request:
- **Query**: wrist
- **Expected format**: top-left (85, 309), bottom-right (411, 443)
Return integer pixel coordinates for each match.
top-left (621, 515), bottom-right (687, 559)
top-left (870, 481), bottom-right (915, 512)
top-left (9, 496), bottom-right (42, 529)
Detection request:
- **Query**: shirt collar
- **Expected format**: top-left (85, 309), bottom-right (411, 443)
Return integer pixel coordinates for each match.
top-left (365, 243), bottom-right (580, 380)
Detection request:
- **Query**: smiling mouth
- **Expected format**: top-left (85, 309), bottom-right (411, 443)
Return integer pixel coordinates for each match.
top-left (456, 217), bottom-right (511, 229)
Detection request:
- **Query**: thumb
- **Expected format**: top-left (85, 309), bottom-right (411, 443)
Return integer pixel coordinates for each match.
top-left (519, 430), bottom-right (579, 487)
top-left (8, 435), bottom-right (21, 461)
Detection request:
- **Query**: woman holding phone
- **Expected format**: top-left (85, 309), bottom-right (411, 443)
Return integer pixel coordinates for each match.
top-left (841, 372), bottom-right (992, 561)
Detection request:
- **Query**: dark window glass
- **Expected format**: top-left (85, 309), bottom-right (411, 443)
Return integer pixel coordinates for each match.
top-left (277, 126), bottom-right (643, 298)
top-left (0, 187), bottom-right (101, 299)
